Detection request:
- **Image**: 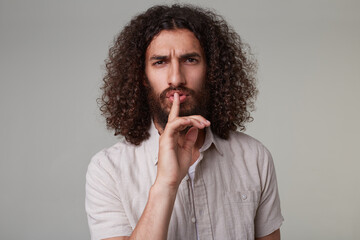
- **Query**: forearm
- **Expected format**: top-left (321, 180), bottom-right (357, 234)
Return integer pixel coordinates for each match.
top-left (124, 93), bottom-right (207, 240)
top-left (129, 182), bottom-right (178, 240)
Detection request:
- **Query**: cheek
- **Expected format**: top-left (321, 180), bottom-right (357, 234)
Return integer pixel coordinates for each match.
top-left (146, 72), bottom-right (168, 94)
top-left (187, 69), bottom-right (206, 90)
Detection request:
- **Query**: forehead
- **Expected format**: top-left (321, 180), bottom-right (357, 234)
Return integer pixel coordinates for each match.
top-left (146, 29), bottom-right (204, 57)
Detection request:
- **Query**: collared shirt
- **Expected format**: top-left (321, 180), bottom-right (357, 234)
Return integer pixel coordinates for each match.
top-left (86, 123), bottom-right (284, 240)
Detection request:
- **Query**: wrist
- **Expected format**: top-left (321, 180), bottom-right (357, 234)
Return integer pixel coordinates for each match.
top-left (151, 180), bottom-right (179, 199)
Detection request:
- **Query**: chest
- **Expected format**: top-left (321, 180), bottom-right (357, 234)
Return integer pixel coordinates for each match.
top-left (118, 150), bottom-right (262, 240)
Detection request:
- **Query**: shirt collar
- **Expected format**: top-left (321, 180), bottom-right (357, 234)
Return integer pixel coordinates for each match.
top-left (147, 121), bottom-right (224, 166)
top-left (200, 126), bottom-right (224, 156)
top-left (147, 121), bottom-right (160, 166)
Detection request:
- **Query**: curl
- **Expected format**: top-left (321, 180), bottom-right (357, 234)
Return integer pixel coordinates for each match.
top-left (99, 4), bottom-right (257, 145)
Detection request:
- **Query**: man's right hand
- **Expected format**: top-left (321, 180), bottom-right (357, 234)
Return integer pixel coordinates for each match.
top-left (154, 92), bottom-right (210, 190)
top-left (113, 93), bottom-right (210, 240)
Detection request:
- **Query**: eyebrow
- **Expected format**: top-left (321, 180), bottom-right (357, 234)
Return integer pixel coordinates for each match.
top-left (180, 52), bottom-right (201, 59)
top-left (149, 52), bottom-right (201, 61)
top-left (149, 55), bottom-right (168, 61)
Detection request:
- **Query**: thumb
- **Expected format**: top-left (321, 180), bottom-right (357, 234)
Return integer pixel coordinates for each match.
top-left (182, 127), bottom-right (198, 152)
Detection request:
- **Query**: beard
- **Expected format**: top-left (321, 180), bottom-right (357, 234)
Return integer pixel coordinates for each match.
top-left (146, 84), bottom-right (210, 130)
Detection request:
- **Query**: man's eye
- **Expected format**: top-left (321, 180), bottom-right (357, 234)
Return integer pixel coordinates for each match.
top-left (153, 61), bottom-right (165, 65)
top-left (186, 58), bottom-right (197, 63)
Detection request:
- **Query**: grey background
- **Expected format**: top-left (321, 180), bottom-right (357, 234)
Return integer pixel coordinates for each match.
top-left (1, 0), bottom-right (359, 239)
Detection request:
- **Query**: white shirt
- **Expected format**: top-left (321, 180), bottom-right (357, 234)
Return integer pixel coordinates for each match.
top-left (86, 123), bottom-right (284, 240)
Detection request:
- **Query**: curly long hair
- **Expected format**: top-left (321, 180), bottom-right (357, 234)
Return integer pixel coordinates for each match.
top-left (100, 4), bottom-right (258, 145)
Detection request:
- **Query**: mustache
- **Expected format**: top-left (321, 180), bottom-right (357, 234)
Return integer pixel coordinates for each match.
top-left (159, 86), bottom-right (195, 100)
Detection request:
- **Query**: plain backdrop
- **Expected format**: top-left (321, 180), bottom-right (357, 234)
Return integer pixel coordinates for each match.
top-left (1, 0), bottom-right (359, 239)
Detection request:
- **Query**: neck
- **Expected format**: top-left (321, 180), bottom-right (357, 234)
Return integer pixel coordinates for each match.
top-left (193, 127), bottom-right (206, 150)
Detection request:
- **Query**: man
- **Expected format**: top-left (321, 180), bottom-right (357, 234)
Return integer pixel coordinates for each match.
top-left (86, 4), bottom-right (283, 240)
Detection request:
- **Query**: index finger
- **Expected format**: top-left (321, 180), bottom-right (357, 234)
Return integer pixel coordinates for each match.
top-left (168, 92), bottom-right (180, 121)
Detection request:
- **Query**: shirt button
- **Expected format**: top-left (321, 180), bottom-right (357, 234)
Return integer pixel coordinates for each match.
top-left (191, 217), bottom-right (196, 223)
top-left (241, 194), bottom-right (247, 200)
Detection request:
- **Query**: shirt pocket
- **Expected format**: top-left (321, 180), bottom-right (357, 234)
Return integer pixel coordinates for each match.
top-left (223, 190), bottom-right (260, 240)
top-left (225, 190), bottom-right (259, 204)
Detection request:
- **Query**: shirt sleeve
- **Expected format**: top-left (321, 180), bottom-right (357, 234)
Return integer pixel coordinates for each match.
top-left (85, 151), bottom-right (133, 240)
top-left (254, 146), bottom-right (284, 238)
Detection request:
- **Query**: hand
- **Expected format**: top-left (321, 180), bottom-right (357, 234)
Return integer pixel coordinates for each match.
top-left (155, 93), bottom-right (210, 190)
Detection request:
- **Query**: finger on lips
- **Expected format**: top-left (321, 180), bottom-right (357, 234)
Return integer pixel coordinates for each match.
top-left (168, 92), bottom-right (180, 121)
top-left (166, 92), bottom-right (211, 132)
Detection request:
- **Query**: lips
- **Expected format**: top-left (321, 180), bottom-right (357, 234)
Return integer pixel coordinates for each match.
top-left (166, 90), bottom-right (189, 103)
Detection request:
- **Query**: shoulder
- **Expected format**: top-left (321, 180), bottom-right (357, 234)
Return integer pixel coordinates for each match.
top-left (226, 130), bottom-right (270, 154)
top-left (87, 139), bottom-right (143, 177)
top-left (87, 135), bottom-right (158, 183)
top-left (215, 130), bottom-right (274, 168)
top-left (228, 130), bottom-right (263, 144)
top-left (90, 140), bottom-right (130, 166)
top-left (89, 122), bottom-right (159, 171)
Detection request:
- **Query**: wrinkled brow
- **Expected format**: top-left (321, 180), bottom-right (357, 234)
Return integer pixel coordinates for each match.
top-left (180, 52), bottom-right (201, 59)
top-left (149, 52), bottom-right (201, 61)
top-left (149, 55), bottom-right (168, 61)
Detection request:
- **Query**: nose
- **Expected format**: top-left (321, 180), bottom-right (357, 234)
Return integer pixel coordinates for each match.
top-left (168, 60), bottom-right (185, 87)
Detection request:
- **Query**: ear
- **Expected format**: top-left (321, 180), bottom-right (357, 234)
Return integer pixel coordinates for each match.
top-left (142, 73), bottom-right (149, 87)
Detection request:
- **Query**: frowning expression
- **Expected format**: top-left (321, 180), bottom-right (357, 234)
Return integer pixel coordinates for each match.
top-left (145, 29), bottom-right (207, 120)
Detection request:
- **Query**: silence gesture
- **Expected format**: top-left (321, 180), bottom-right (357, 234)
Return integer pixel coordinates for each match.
top-left (154, 92), bottom-right (211, 190)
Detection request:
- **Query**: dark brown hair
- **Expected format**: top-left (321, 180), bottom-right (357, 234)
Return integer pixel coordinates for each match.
top-left (99, 4), bottom-right (258, 145)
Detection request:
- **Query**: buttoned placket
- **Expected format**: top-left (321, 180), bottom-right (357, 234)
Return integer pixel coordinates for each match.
top-left (187, 175), bottom-right (198, 238)
top-left (192, 152), bottom-right (214, 240)
top-left (152, 125), bottom-right (220, 239)
top-left (177, 174), bottom-right (197, 240)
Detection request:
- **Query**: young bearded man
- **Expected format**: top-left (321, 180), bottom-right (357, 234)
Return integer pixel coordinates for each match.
top-left (86, 4), bottom-right (284, 240)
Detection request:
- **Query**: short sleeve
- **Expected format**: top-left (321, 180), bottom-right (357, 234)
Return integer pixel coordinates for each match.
top-left (85, 151), bottom-right (132, 240)
top-left (254, 146), bottom-right (284, 238)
